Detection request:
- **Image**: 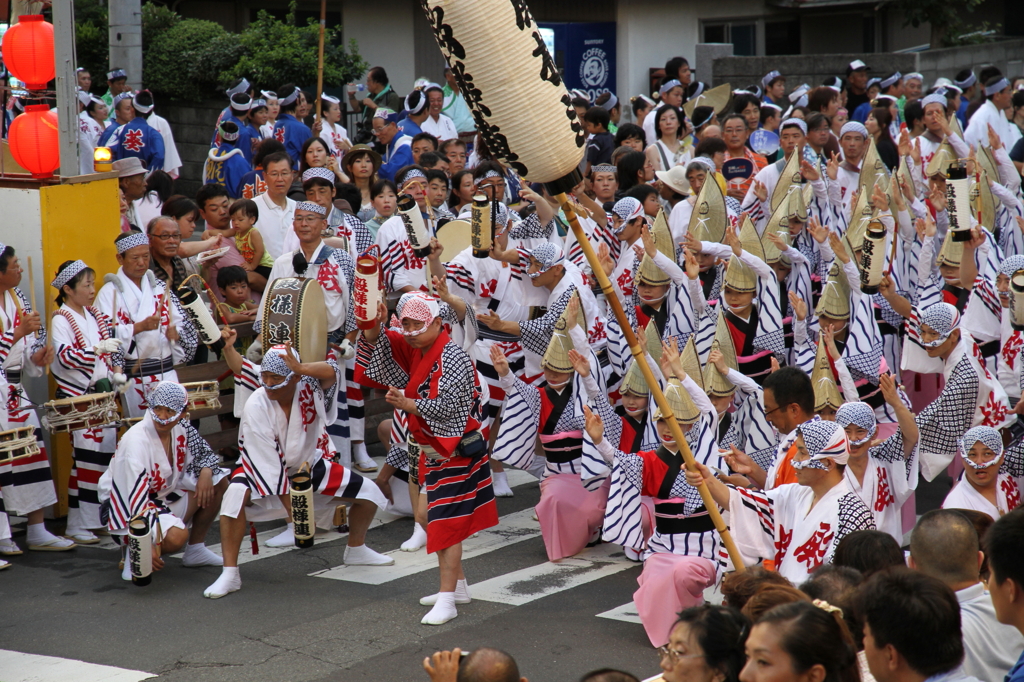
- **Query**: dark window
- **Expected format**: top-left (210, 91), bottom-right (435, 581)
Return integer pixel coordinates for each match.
top-left (732, 23), bottom-right (756, 56)
top-left (765, 19), bottom-right (800, 55)
top-left (704, 24), bottom-right (727, 43)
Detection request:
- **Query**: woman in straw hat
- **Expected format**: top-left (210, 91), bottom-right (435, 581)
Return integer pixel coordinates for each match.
top-left (584, 337), bottom-right (724, 646)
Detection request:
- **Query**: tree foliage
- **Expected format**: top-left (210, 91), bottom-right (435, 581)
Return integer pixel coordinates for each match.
top-left (889, 0), bottom-right (992, 47)
top-left (220, 10), bottom-right (367, 93)
top-left (70, 1), bottom-right (367, 101)
top-left (144, 19), bottom-right (243, 102)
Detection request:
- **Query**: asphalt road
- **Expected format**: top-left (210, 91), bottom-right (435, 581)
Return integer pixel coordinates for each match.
top-left (0, 457), bottom-right (659, 682)
top-left (0, 448), bottom-right (953, 682)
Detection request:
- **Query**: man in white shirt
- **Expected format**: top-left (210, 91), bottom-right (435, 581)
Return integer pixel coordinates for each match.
top-left (419, 83), bottom-right (458, 142)
top-left (908, 509), bottom-right (1024, 682)
top-left (965, 76), bottom-right (1022, 151)
top-left (252, 151), bottom-right (297, 261)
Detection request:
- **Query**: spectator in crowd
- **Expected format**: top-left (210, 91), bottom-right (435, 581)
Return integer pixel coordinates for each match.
top-left (441, 138), bottom-right (468, 175)
top-left (584, 106), bottom-right (615, 173)
top-left (101, 67), bottom-right (129, 108)
top-left (364, 178), bottom-right (398, 239)
top-left (250, 151), bottom-right (297, 261)
top-left (375, 109), bottom-right (414, 181)
top-left (350, 66), bottom-right (403, 132)
top-left (421, 82), bottom-right (458, 142)
top-left (147, 215), bottom-right (192, 291)
top-left (982, 509), bottom-right (1024, 682)
top-left (857, 568), bottom-right (983, 682)
top-left (115, 158), bottom-right (148, 229)
top-left (134, 169), bottom-right (174, 230)
top-left (273, 83), bottom-right (312, 168)
top-left (412, 133), bottom-right (440, 165)
top-left (343, 145), bottom-right (382, 222)
top-left (832, 529), bottom-right (905, 578)
top-left (909, 509), bottom-right (1024, 681)
top-left (401, 90), bottom-right (431, 139)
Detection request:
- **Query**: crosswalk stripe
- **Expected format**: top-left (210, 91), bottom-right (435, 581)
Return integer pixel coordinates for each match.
top-left (596, 601), bottom-right (642, 624)
top-left (470, 543), bottom-right (635, 606)
top-left (310, 507), bottom-right (540, 585)
top-left (196, 508), bottom-right (405, 565)
top-left (0, 649), bottom-right (154, 682)
top-left (189, 464), bottom-right (536, 566)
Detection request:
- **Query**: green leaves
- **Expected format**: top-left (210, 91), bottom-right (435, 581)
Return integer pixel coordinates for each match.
top-left (219, 10), bottom-right (367, 94)
top-left (144, 19), bottom-right (240, 101)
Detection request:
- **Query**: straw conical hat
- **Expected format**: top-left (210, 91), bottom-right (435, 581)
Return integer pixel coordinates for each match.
top-left (971, 169), bottom-right (996, 231)
top-left (541, 295), bottom-right (583, 372)
top-left (948, 112), bottom-right (965, 140)
top-left (739, 213), bottom-right (765, 262)
top-left (936, 228), bottom-right (964, 268)
top-left (652, 378), bottom-right (702, 425)
top-left (704, 311), bottom-right (738, 397)
top-left (761, 222), bottom-right (791, 266)
top-left (925, 143), bottom-right (956, 178)
top-left (811, 339), bottom-right (844, 413)
top-left (896, 156), bottom-right (915, 202)
top-left (815, 262), bottom-right (851, 320)
top-left (724, 215), bottom-right (763, 293)
top-left (620, 358), bottom-right (650, 397)
top-left (637, 207), bottom-right (676, 286)
top-left (683, 82), bottom-right (732, 119)
top-left (680, 337), bottom-right (705, 393)
top-left (844, 187), bottom-right (874, 263)
top-left (771, 149), bottom-right (803, 212)
top-left (858, 138), bottom-right (889, 194)
top-left (688, 170), bottom-right (727, 243)
top-left (645, 317), bottom-right (663, 364)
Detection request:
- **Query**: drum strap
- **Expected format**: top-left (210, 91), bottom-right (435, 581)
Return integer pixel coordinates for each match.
top-left (125, 356), bottom-right (174, 379)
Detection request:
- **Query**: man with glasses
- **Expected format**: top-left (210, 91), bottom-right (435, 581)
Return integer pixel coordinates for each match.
top-left (96, 231), bottom-right (198, 418)
top-left (252, 151), bottom-right (297, 261)
top-left (147, 216), bottom-right (189, 290)
top-left (373, 108), bottom-right (413, 182)
top-left (721, 113), bottom-right (766, 201)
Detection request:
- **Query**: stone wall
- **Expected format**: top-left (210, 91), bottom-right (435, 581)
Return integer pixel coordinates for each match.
top-left (916, 38), bottom-right (1024, 86)
top-left (159, 100), bottom-right (224, 199)
top-left (710, 39), bottom-right (1024, 91)
top-left (710, 53), bottom-right (918, 90)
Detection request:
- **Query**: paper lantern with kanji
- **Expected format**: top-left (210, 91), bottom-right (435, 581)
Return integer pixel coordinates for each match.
top-left (1, 15), bottom-right (55, 90)
top-left (9, 105), bottom-right (60, 178)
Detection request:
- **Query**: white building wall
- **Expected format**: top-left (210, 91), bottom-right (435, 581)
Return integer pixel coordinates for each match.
top-left (342, 0), bottom-right (419, 95)
top-left (616, 0), bottom-right (771, 118)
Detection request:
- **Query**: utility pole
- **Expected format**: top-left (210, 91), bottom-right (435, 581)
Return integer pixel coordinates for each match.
top-left (108, 0), bottom-right (143, 91)
top-left (53, 0), bottom-right (81, 176)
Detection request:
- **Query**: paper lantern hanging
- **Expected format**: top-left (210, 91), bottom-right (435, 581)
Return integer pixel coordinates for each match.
top-left (419, 0), bottom-right (586, 193)
top-left (8, 105), bottom-right (60, 179)
top-left (1, 15), bottom-right (55, 90)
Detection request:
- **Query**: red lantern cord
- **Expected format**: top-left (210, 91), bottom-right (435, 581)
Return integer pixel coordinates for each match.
top-left (9, 105), bottom-right (60, 179)
top-left (1, 15), bottom-right (55, 91)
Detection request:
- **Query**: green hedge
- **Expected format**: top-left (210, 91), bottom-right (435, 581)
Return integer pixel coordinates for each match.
top-left (72, 1), bottom-right (366, 101)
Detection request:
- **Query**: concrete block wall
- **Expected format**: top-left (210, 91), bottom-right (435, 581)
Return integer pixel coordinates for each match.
top-left (159, 100), bottom-right (225, 199)
top-left (916, 38), bottom-right (1024, 87)
top-left (710, 39), bottom-right (1024, 93)
top-left (710, 53), bottom-right (918, 90)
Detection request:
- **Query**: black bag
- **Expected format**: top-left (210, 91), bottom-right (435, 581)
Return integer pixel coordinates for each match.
top-left (457, 430), bottom-right (487, 459)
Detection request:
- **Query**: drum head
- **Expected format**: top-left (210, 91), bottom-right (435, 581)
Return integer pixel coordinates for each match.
top-left (262, 277), bottom-right (329, 363)
top-left (436, 219), bottom-right (473, 257)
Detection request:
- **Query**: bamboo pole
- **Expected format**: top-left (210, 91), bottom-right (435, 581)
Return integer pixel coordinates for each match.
top-left (315, 0), bottom-right (327, 125)
top-left (553, 193), bottom-right (745, 572)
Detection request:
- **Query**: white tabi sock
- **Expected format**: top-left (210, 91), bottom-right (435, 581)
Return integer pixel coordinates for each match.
top-left (421, 592), bottom-right (458, 625)
top-left (203, 566), bottom-right (241, 599)
top-left (265, 522), bottom-right (295, 548)
top-left (401, 523), bottom-right (427, 551)
top-left (121, 561), bottom-right (132, 581)
top-left (182, 542), bottom-right (224, 567)
top-left (421, 578), bottom-right (471, 605)
top-left (27, 523), bottom-right (75, 550)
top-left (353, 442), bottom-right (375, 465)
top-left (491, 470), bottom-right (514, 497)
top-left (344, 544), bottom-right (395, 566)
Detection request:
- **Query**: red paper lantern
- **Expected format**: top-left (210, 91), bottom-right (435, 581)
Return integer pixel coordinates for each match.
top-left (1, 15), bottom-right (55, 90)
top-left (9, 105), bottom-right (60, 179)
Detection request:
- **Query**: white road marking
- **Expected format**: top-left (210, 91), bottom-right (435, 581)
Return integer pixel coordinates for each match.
top-left (0, 649), bottom-right (154, 682)
top-left (596, 601), bottom-right (642, 624)
top-left (470, 543), bottom-right (634, 606)
top-left (310, 508), bottom-right (541, 584)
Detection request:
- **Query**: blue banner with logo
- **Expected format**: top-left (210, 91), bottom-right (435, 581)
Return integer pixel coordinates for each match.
top-left (538, 22), bottom-right (616, 102)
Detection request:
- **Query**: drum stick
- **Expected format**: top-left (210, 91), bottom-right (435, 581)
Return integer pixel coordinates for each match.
top-left (26, 256), bottom-right (42, 341)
